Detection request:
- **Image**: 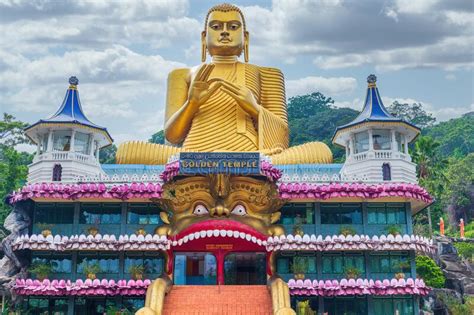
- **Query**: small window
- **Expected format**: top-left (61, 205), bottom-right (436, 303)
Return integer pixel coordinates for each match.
top-left (355, 131), bottom-right (369, 153)
top-left (80, 203), bottom-right (121, 224)
top-left (124, 253), bottom-right (163, 275)
top-left (370, 252), bottom-right (410, 274)
top-left (382, 163), bottom-right (391, 181)
top-left (52, 164), bottom-right (62, 181)
top-left (280, 203), bottom-right (314, 225)
top-left (321, 203), bottom-right (362, 224)
top-left (127, 204), bottom-right (161, 225)
top-left (322, 253), bottom-right (364, 275)
top-left (32, 254), bottom-right (72, 274)
top-left (52, 130), bottom-right (71, 151)
top-left (373, 297), bottom-right (414, 315)
top-left (77, 253), bottom-right (119, 275)
top-left (368, 203), bottom-right (406, 225)
top-left (373, 129), bottom-right (391, 150)
top-left (74, 132), bottom-right (91, 155)
top-left (34, 203), bottom-right (74, 224)
top-left (324, 297), bottom-right (367, 315)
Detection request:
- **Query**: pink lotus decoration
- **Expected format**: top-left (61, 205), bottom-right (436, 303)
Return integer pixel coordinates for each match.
top-left (8, 182), bottom-right (163, 204)
top-left (287, 278), bottom-right (429, 296)
top-left (279, 182), bottom-right (432, 203)
top-left (266, 234), bottom-right (435, 254)
top-left (13, 278), bottom-right (151, 296)
top-left (160, 160), bottom-right (180, 182)
top-left (13, 233), bottom-right (169, 252)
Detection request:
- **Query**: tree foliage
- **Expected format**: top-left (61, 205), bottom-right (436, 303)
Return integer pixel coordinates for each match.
top-left (423, 112), bottom-right (474, 158)
top-left (287, 92), bottom-right (358, 161)
top-left (415, 255), bottom-right (445, 288)
top-left (149, 130), bottom-right (165, 144)
top-left (388, 101), bottom-right (436, 129)
top-left (99, 144), bottom-right (117, 164)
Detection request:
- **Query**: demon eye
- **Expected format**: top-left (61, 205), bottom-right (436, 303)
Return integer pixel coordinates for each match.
top-left (231, 204), bottom-right (247, 216)
top-left (193, 204), bottom-right (209, 215)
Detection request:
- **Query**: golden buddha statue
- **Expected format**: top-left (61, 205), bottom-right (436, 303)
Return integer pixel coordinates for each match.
top-left (117, 3), bottom-right (332, 165)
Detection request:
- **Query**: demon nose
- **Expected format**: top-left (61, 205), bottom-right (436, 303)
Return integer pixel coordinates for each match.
top-left (210, 205), bottom-right (230, 217)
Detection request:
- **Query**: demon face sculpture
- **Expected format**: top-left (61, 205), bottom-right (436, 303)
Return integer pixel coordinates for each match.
top-left (154, 174), bottom-right (286, 239)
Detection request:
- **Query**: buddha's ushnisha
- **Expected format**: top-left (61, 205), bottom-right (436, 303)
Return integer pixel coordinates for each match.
top-left (116, 3), bottom-right (332, 165)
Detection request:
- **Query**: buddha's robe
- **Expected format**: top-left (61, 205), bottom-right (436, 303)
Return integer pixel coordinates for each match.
top-left (116, 63), bottom-right (332, 165)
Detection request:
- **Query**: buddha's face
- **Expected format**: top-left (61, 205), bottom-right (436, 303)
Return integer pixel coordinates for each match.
top-left (204, 10), bottom-right (247, 57)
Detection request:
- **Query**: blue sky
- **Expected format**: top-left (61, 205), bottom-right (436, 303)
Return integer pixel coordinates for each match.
top-left (0, 0), bottom-right (472, 149)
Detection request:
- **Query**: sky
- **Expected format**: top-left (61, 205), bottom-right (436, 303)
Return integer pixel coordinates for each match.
top-left (0, 0), bottom-right (472, 151)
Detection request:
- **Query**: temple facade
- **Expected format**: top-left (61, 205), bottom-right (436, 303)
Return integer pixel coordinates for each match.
top-left (1, 74), bottom-right (434, 315)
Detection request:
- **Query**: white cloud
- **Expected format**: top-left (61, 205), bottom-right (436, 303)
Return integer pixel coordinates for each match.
top-left (286, 76), bottom-right (357, 98)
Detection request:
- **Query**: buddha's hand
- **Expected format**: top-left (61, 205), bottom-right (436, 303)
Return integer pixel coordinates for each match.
top-left (220, 81), bottom-right (260, 118)
top-left (188, 64), bottom-right (221, 109)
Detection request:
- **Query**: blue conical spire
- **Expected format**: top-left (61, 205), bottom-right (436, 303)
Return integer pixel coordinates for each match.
top-left (43, 76), bottom-right (103, 128)
top-left (335, 75), bottom-right (420, 131)
top-left (332, 74), bottom-right (420, 145)
top-left (26, 77), bottom-right (112, 143)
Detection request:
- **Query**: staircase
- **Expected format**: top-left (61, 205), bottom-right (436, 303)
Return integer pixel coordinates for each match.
top-left (162, 285), bottom-right (273, 315)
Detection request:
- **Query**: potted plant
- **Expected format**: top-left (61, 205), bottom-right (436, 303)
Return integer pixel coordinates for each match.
top-left (292, 257), bottom-right (308, 280)
top-left (296, 300), bottom-right (316, 315)
top-left (293, 214), bottom-right (305, 236)
top-left (129, 265), bottom-right (145, 280)
top-left (135, 226), bottom-right (147, 236)
top-left (395, 261), bottom-right (410, 279)
top-left (386, 225), bottom-right (402, 236)
top-left (339, 225), bottom-right (356, 237)
top-left (36, 223), bottom-right (54, 237)
top-left (29, 262), bottom-right (53, 281)
top-left (344, 266), bottom-right (362, 279)
top-left (83, 263), bottom-right (101, 280)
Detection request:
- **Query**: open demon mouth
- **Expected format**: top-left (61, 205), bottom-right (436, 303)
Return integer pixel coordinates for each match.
top-left (170, 220), bottom-right (267, 249)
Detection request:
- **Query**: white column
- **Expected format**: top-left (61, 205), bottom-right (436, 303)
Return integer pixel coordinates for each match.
top-left (345, 140), bottom-right (349, 157)
top-left (89, 135), bottom-right (95, 156)
top-left (36, 142), bottom-right (41, 155)
top-left (95, 142), bottom-right (100, 159)
top-left (350, 136), bottom-right (355, 154)
top-left (47, 130), bottom-right (53, 152)
top-left (391, 129), bottom-right (397, 151)
top-left (70, 130), bottom-right (76, 153)
top-left (404, 135), bottom-right (409, 154)
top-left (368, 129), bottom-right (373, 151)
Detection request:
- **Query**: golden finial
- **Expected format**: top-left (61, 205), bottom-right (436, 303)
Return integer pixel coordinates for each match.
top-left (68, 76), bottom-right (79, 90)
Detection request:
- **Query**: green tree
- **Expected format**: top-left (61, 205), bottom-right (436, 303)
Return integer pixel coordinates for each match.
top-left (442, 154), bottom-right (474, 224)
top-left (149, 130), bottom-right (165, 144)
top-left (99, 144), bottom-right (117, 164)
top-left (0, 113), bottom-right (29, 146)
top-left (388, 101), bottom-right (436, 129)
top-left (412, 136), bottom-right (448, 235)
top-left (287, 92), bottom-right (358, 161)
top-left (423, 112), bottom-right (474, 158)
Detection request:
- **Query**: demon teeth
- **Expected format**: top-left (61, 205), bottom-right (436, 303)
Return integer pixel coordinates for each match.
top-left (200, 231), bottom-right (207, 238)
top-left (226, 230), bottom-right (233, 237)
top-left (219, 230), bottom-right (227, 237)
top-left (233, 231), bottom-right (240, 238)
top-left (251, 236), bottom-right (257, 243)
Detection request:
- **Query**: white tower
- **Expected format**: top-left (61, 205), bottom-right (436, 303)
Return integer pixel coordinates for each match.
top-left (25, 77), bottom-right (113, 183)
top-left (332, 75), bottom-right (420, 183)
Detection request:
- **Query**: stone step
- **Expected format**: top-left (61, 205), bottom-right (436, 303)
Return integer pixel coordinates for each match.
top-left (162, 285), bottom-right (273, 315)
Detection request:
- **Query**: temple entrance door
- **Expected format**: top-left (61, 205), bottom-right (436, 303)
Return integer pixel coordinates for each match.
top-left (224, 252), bottom-right (267, 285)
top-left (173, 252), bottom-right (217, 285)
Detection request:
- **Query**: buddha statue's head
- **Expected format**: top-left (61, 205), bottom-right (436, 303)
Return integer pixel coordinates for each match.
top-left (202, 3), bottom-right (249, 62)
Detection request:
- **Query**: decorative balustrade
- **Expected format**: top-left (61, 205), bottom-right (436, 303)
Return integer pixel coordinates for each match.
top-left (350, 150), bottom-right (412, 162)
top-left (13, 233), bottom-right (169, 251)
top-left (13, 278), bottom-right (151, 296)
top-left (265, 234), bottom-right (435, 254)
top-left (34, 151), bottom-right (98, 165)
top-left (374, 150), bottom-right (392, 159)
top-left (288, 278), bottom-right (429, 296)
